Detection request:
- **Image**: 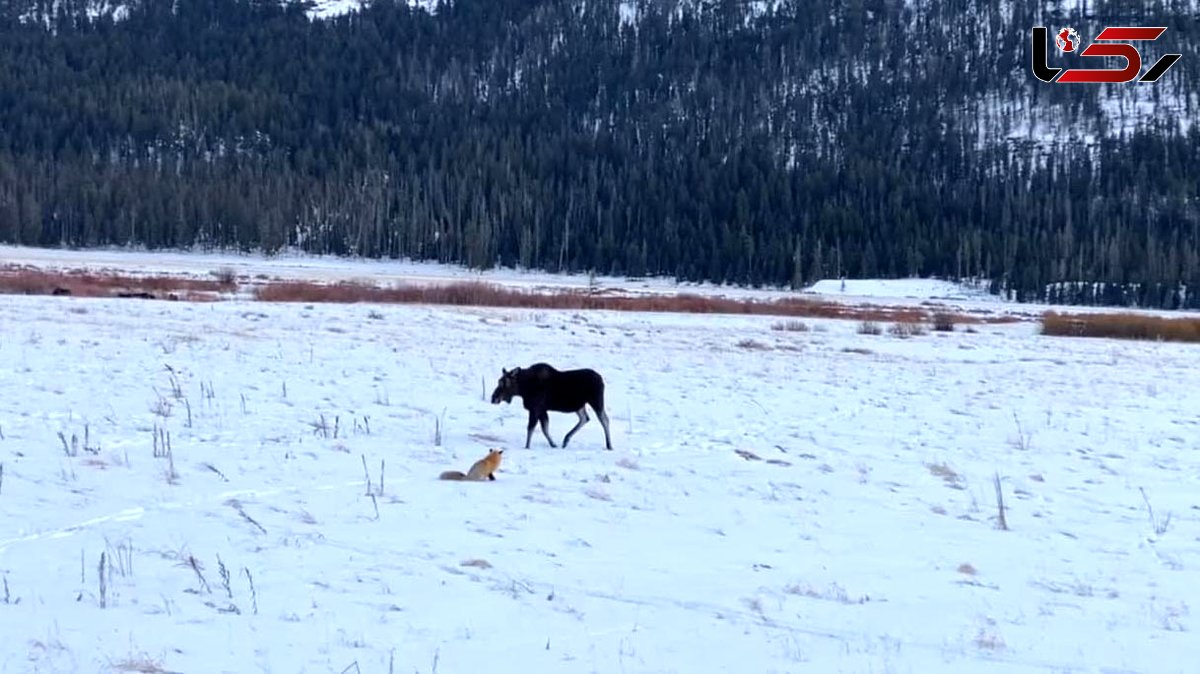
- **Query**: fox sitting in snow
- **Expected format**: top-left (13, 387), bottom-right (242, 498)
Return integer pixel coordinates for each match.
top-left (439, 449), bottom-right (503, 482)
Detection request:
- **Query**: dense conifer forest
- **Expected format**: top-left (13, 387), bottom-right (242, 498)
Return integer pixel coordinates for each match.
top-left (0, 0), bottom-right (1198, 307)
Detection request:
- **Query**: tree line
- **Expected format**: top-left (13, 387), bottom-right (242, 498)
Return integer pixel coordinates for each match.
top-left (0, 0), bottom-right (1198, 307)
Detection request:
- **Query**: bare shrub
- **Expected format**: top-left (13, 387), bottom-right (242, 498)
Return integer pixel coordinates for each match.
top-left (771, 319), bottom-right (810, 332)
top-left (932, 312), bottom-right (956, 332)
top-left (888, 320), bottom-right (926, 338)
top-left (857, 321), bottom-right (882, 335)
top-left (1042, 311), bottom-right (1200, 343)
top-left (210, 267), bottom-right (238, 287)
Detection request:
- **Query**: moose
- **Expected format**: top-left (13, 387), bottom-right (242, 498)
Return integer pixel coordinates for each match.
top-left (490, 363), bottom-right (614, 450)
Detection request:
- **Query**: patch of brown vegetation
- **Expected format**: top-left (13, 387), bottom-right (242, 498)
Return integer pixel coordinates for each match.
top-left (253, 278), bottom-right (1000, 324)
top-left (1041, 310), bottom-right (1200, 343)
top-left (0, 265), bottom-right (235, 300)
top-left (0, 264), bottom-right (1022, 326)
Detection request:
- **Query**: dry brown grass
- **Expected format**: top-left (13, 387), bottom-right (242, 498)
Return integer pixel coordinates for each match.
top-left (0, 265), bottom-right (235, 300)
top-left (1041, 311), bottom-right (1200, 343)
top-left (0, 264), bottom-right (1021, 326)
top-left (254, 278), bottom-right (1009, 325)
top-left (927, 462), bottom-right (964, 489)
top-left (112, 657), bottom-right (169, 673)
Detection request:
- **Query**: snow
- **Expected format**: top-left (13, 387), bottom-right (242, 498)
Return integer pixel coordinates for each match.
top-left (14, 0), bottom-right (438, 23)
top-left (806, 278), bottom-right (996, 302)
top-left (1, 256), bottom-right (1198, 673)
top-left (301, 0), bottom-right (365, 20)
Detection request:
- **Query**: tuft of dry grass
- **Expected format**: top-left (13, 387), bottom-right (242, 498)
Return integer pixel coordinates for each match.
top-left (736, 338), bottom-right (772, 351)
top-left (112, 657), bottom-right (169, 673)
top-left (957, 563), bottom-right (978, 575)
top-left (783, 581), bottom-right (869, 605)
top-left (1041, 311), bottom-right (1200, 343)
top-left (974, 627), bottom-right (1006, 651)
top-left (926, 462), bottom-right (964, 489)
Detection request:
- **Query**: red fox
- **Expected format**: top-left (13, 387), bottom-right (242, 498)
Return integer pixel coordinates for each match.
top-left (439, 449), bottom-right (503, 482)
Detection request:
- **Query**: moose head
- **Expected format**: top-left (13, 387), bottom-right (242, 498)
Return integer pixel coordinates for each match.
top-left (490, 366), bottom-right (522, 404)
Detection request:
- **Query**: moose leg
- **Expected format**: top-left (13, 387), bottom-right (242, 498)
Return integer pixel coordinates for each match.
top-left (524, 410), bottom-right (539, 449)
top-left (538, 412), bottom-right (558, 448)
top-left (561, 408), bottom-right (589, 448)
top-left (596, 407), bottom-right (613, 450)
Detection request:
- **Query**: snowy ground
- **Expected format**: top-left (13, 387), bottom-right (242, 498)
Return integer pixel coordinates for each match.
top-left (0, 283), bottom-right (1197, 673)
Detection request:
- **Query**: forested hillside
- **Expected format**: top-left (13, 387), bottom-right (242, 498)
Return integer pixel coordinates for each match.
top-left (1, 0), bottom-right (1198, 307)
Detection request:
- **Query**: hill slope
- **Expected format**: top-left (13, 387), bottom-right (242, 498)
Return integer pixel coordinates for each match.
top-left (0, 0), bottom-right (1198, 308)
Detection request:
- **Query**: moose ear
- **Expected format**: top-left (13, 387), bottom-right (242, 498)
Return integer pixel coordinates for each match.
top-left (501, 367), bottom-right (509, 376)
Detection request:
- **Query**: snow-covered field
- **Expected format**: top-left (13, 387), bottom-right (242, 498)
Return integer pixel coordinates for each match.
top-left (0, 277), bottom-right (1197, 673)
